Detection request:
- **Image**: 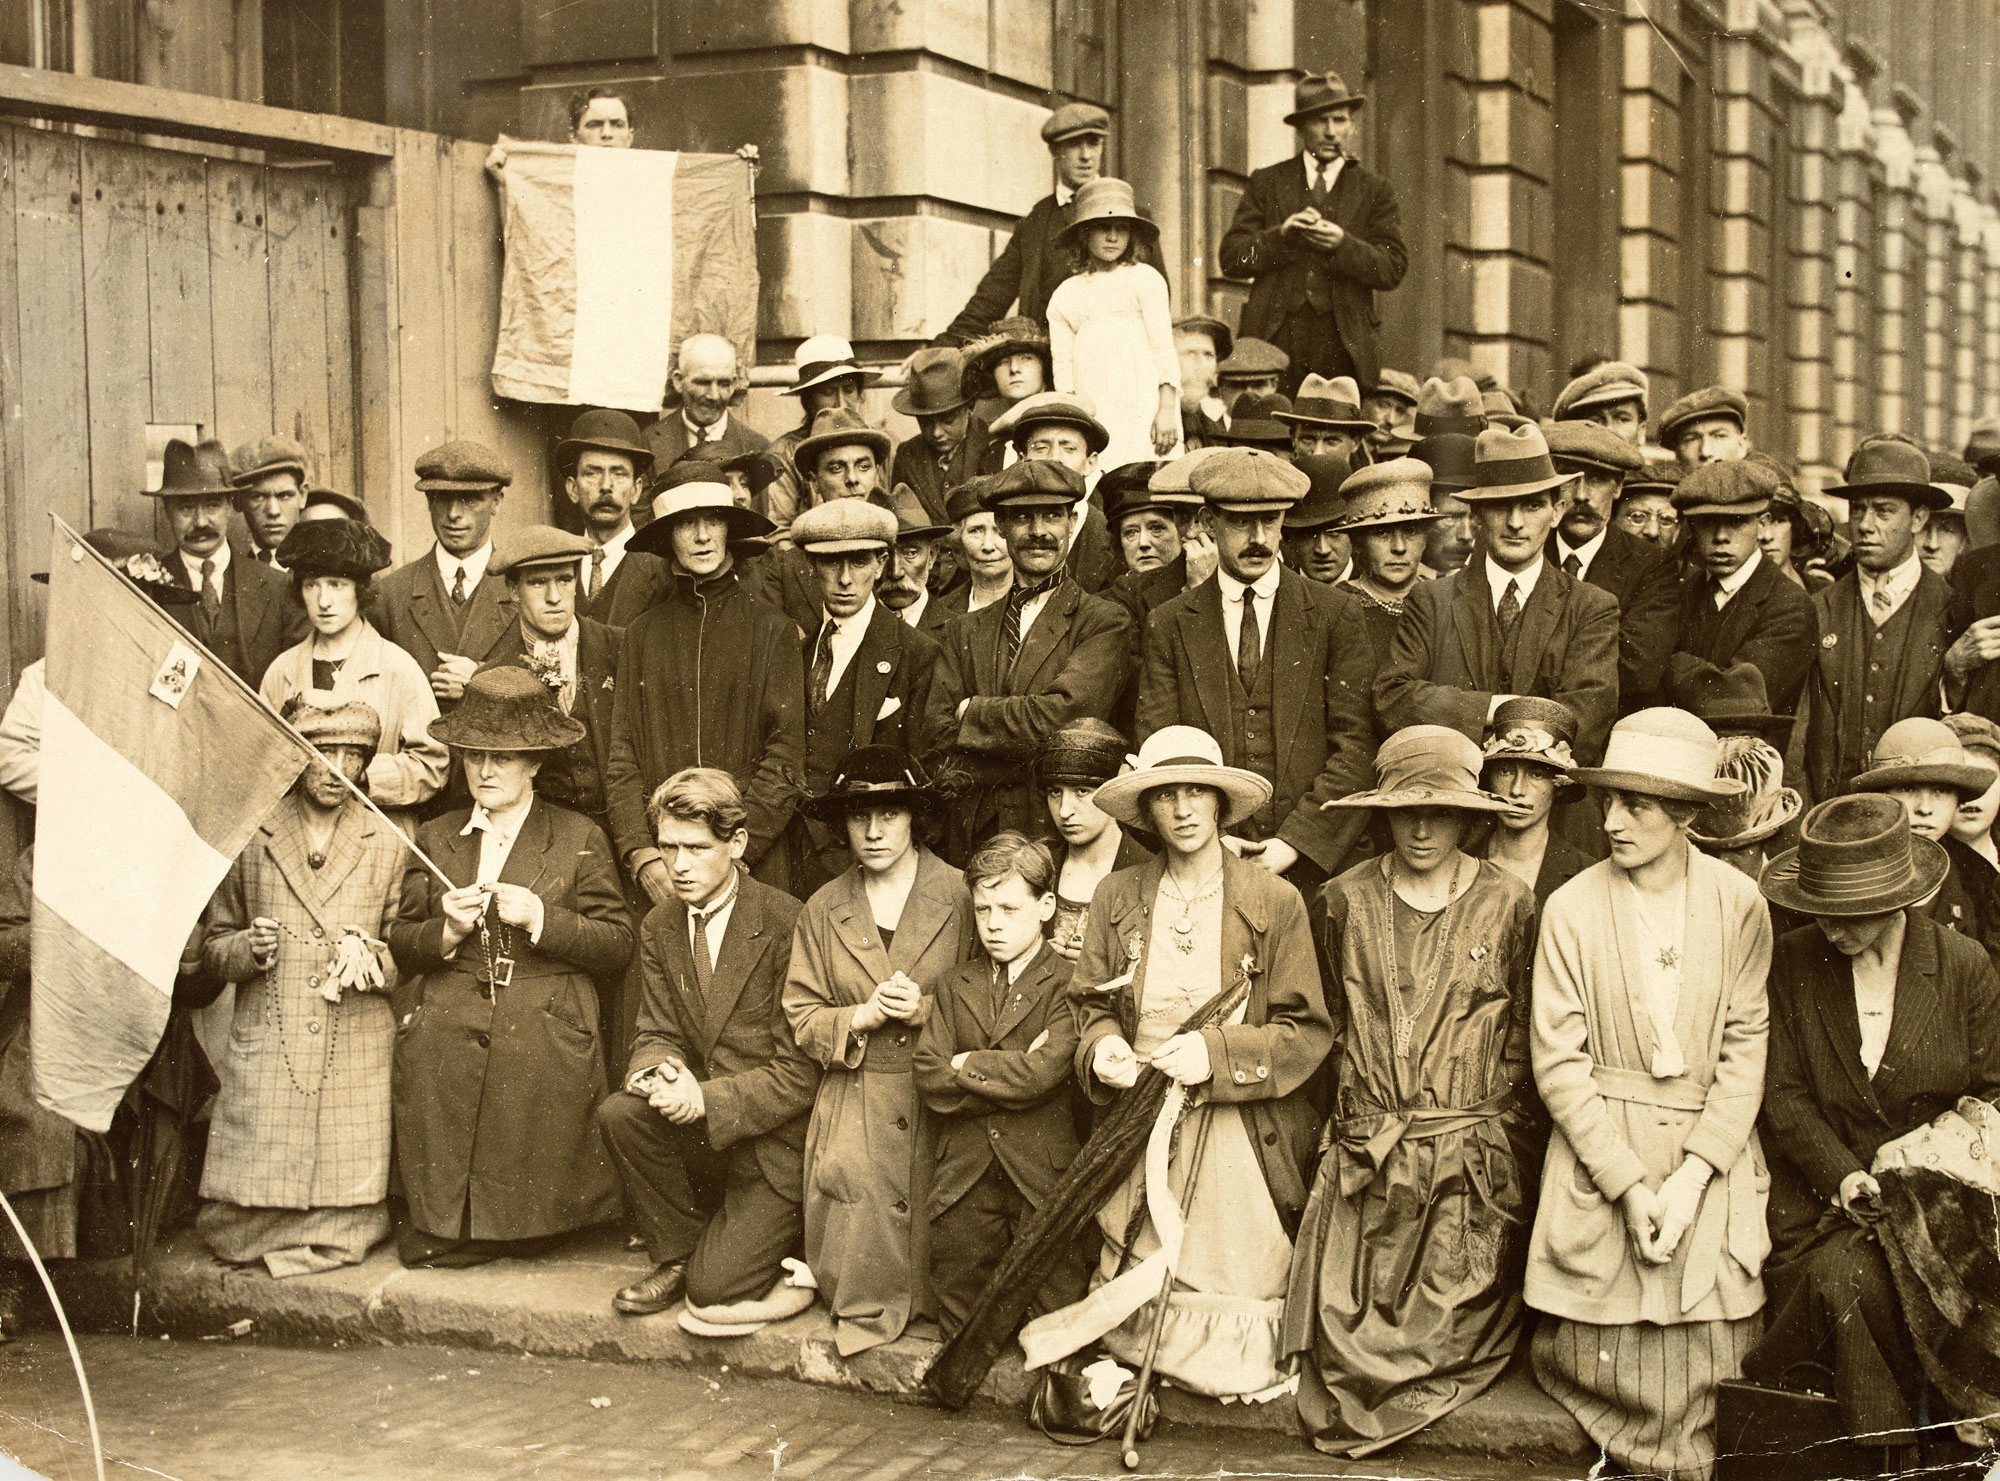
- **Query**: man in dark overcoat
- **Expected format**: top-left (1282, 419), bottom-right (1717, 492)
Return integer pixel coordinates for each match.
top-left (1137, 447), bottom-right (1374, 895)
top-left (1218, 72), bottom-right (1407, 399)
top-left (151, 438), bottom-right (307, 686)
top-left (559, 409), bottom-right (671, 629)
top-left (889, 347), bottom-right (991, 529)
top-left (595, 769), bottom-right (818, 1321)
top-left (928, 460), bottom-right (1134, 857)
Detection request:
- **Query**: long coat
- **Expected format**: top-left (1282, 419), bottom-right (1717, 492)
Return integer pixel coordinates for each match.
top-left (161, 551), bottom-right (307, 687)
top-left (1668, 553), bottom-right (1820, 719)
top-left (1804, 570), bottom-right (1951, 802)
top-left (375, 547), bottom-right (520, 705)
top-left (1526, 849), bottom-right (1772, 1326)
top-left (1071, 853), bottom-right (1332, 1228)
top-left (1377, 560), bottom-right (1621, 764)
top-left (1552, 525), bottom-right (1684, 712)
top-left (928, 578), bottom-right (1134, 847)
top-left (1137, 569), bottom-right (1375, 874)
top-left (782, 848), bottom-right (974, 1354)
top-left (199, 797), bottom-right (405, 1208)
top-left (479, 617), bottom-right (623, 831)
top-left (388, 800), bottom-right (634, 1242)
top-left (935, 192), bottom-right (1168, 346)
top-left (1217, 156), bottom-right (1408, 393)
top-left (259, 621), bottom-right (449, 811)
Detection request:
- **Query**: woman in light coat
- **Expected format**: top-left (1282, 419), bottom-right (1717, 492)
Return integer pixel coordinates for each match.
top-left (1527, 709), bottom-right (1772, 1480)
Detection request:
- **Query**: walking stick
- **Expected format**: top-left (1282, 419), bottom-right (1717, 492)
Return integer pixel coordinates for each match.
top-left (1119, 1096), bottom-right (1218, 1471)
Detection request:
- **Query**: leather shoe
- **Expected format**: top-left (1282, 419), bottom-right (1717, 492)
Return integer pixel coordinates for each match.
top-left (613, 1261), bottom-right (687, 1315)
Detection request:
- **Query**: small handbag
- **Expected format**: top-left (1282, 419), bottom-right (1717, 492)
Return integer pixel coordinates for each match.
top-left (1026, 1353), bottom-right (1158, 1447)
top-left (1714, 1363), bottom-right (1874, 1481)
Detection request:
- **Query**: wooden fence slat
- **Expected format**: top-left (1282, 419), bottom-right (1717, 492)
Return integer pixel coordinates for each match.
top-left (389, 131), bottom-right (449, 556)
top-left (80, 138), bottom-right (154, 536)
top-left (14, 129), bottom-right (90, 546)
top-left (0, 131), bottom-right (22, 689)
top-left (144, 151), bottom-right (215, 432)
top-left (321, 173), bottom-right (358, 497)
top-left (205, 159), bottom-right (274, 453)
top-left (265, 166), bottom-right (334, 483)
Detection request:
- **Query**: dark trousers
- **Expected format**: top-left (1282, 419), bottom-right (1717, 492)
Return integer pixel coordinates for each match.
top-left (1271, 305), bottom-right (1356, 401)
top-left (595, 1092), bottom-right (802, 1308)
top-left (930, 1160), bottom-right (1089, 1340)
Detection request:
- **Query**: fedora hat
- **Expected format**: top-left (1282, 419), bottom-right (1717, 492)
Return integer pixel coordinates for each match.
top-left (1276, 374), bottom-right (1376, 433)
top-left (798, 744), bottom-right (942, 825)
top-left (429, 666), bottom-right (587, 752)
top-left (556, 408), bottom-right (653, 472)
top-left (1826, 435), bottom-right (1950, 510)
top-left (885, 481), bottom-right (952, 541)
top-left (275, 516), bottom-right (393, 580)
top-left (1325, 725), bottom-right (1510, 813)
top-left (1668, 661), bottom-right (1793, 748)
top-left (1412, 432), bottom-right (1477, 493)
top-left (988, 391), bottom-right (1110, 454)
top-left (1222, 391), bottom-right (1294, 448)
top-left (1284, 454), bottom-right (1352, 531)
top-left (1929, 453), bottom-right (1976, 515)
top-left (628, 477), bottom-right (774, 557)
top-left (1690, 736), bottom-right (1803, 853)
top-left (1092, 725), bottom-right (1271, 828)
top-left (490, 524), bottom-right (594, 578)
top-left (147, 438), bottom-right (235, 498)
top-left (1459, 423), bottom-right (1578, 503)
top-left (1849, 717), bottom-right (1994, 799)
top-left (1284, 70), bottom-right (1365, 125)
top-left (1058, 177), bottom-right (1159, 247)
top-left (35, 528), bottom-right (198, 606)
top-left (1572, 707), bottom-right (1746, 803)
top-left (1036, 717), bottom-right (1129, 789)
top-left (783, 334), bottom-right (880, 397)
top-left (791, 408), bottom-right (894, 482)
top-left (1760, 793), bottom-right (1950, 917)
top-left (1173, 315), bottom-right (1234, 365)
top-left (1413, 376), bottom-right (1486, 438)
top-left (1337, 457), bottom-right (1437, 531)
top-left (891, 347), bottom-right (972, 418)
top-left (1481, 389), bottom-right (1530, 430)
top-left (1552, 361), bottom-right (1650, 422)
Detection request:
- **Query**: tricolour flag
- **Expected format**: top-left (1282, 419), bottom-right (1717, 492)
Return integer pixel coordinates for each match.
top-left (489, 142), bottom-right (759, 413)
top-left (32, 517), bottom-right (311, 1131)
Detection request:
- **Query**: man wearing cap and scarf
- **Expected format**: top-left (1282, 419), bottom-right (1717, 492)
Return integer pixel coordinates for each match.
top-left (643, 333), bottom-right (769, 476)
top-left (1550, 361), bottom-right (1651, 449)
top-left (928, 459), bottom-right (1134, 859)
top-left (1544, 420), bottom-right (1683, 714)
top-left (935, 104), bottom-right (1164, 347)
top-left (230, 435), bottom-right (311, 570)
top-left (1219, 71), bottom-right (1407, 400)
top-left (987, 391), bottom-right (1120, 593)
top-left (1803, 437), bottom-right (1955, 803)
top-left (1377, 424), bottom-right (1621, 763)
top-left (1138, 446), bottom-right (1375, 892)
top-left (151, 438), bottom-right (308, 686)
top-left (761, 337), bottom-right (882, 539)
top-left (889, 348), bottom-right (991, 529)
top-left (609, 475), bottom-right (806, 899)
top-left (1660, 386), bottom-right (1751, 468)
top-left (559, 409), bottom-right (671, 630)
top-left (376, 440), bottom-right (519, 711)
top-left (1667, 459), bottom-right (1820, 722)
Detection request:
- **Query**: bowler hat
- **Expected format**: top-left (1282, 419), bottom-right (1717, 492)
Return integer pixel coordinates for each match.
top-left (885, 481), bottom-right (952, 541)
top-left (1760, 794), bottom-right (1949, 917)
top-left (147, 438), bottom-right (235, 498)
top-left (1192, 446), bottom-right (1309, 513)
top-left (1036, 718), bottom-right (1129, 789)
top-left (490, 524), bottom-right (594, 577)
top-left (791, 408), bottom-right (894, 482)
top-left (1668, 661), bottom-right (1794, 748)
top-left (414, 439), bottom-right (511, 493)
top-left (783, 335), bottom-right (880, 397)
top-left (1673, 459), bottom-right (1778, 519)
top-left (1571, 707), bottom-right (1746, 803)
top-left (1216, 337), bottom-right (1289, 383)
top-left (556, 409), bottom-right (653, 472)
top-left (1552, 361), bottom-right (1650, 422)
top-left (1041, 102), bottom-right (1110, 146)
top-left (1093, 725), bottom-right (1271, 828)
top-left (891, 347), bottom-right (972, 418)
top-left (1850, 717), bottom-right (1994, 799)
top-left (789, 498), bottom-right (897, 554)
top-left (1413, 376), bottom-right (1486, 438)
top-left (1658, 386), bottom-right (1748, 448)
top-left (1285, 454), bottom-right (1353, 531)
top-left (304, 488), bottom-right (370, 523)
top-left (230, 435), bottom-right (309, 487)
top-left (1173, 315), bottom-right (1234, 365)
top-left (287, 692), bottom-right (383, 757)
top-left (1460, 423), bottom-right (1578, 503)
top-left (1324, 725), bottom-right (1510, 813)
top-left (276, 517), bottom-right (393, 580)
top-left (1223, 392), bottom-right (1295, 448)
top-left (1277, 374), bottom-right (1376, 433)
top-left (1543, 418), bottom-right (1646, 475)
top-left (1058, 178), bottom-right (1159, 247)
top-left (988, 391), bottom-right (1110, 454)
top-left (982, 457), bottom-right (1087, 511)
top-left (1337, 457), bottom-right (1438, 531)
top-left (428, 666), bottom-right (587, 752)
top-left (628, 478), bottom-right (774, 556)
top-left (1825, 435), bottom-right (1949, 510)
top-left (799, 744), bottom-right (942, 825)
top-left (34, 528), bottom-right (198, 606)
top-left (1284, 70), bottom-right (1365, 125)
top-left (1412, 432), bottom-right (1477, 493)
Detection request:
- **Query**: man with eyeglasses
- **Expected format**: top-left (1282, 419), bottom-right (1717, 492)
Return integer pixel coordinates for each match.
top-left (561, 410), bottom-right (671, 629)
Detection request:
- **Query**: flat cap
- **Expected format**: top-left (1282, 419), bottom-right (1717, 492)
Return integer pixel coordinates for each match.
top-left (1370, 368), bottom-right (1422, 406)
top-left (275, 516), bottom-right (392, 579)
top-left (1672, 458), bottom-right (1778, 519)
top-left (1552, 361), bottom-right (1649, 421)
top-left (491, 524), bottom-right (595, 576)
top-left (1542, 418), bottom-right (1646, 474)
top-left (1191, 446), bottom-right (1309, 512)
top-left (304, 488), bottom-right (370, 523)
top-left (1944, 711), bottom-right (2000, 766)
top-left (1658, 385), bottom-right (1748, 447)
top-left (983, 457), bottom-right (1087, 510)
top-left (1620, 459), bottom-right (1684, 497)
top-left (1217, 337), bottom-right (1290, 380)
top-left (231, 435), bottom-right (309, 486)
top-left (414, 439), bottom-right (511, 492)
top-left (987, 391), bottom-right (1110, 454)
top-left (790, 498), bottom-right (898, 553)
top-left (1042, 102), bottom-right (1110, 145)
top-left (1147, 446), bottom-right (1231, 505)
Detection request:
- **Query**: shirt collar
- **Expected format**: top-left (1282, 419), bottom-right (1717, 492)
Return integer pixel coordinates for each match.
top-left (1715, 546), bottom-right (1763, 598)
top-left (595, 523), bottom-right (634, 558)
top-left (1556, 528), bottom-right (1608, 569)
top-left (1055, 181), bottom-right (1077, 208)
top-left (689, 868), bottom-right (740, 925)
top-left (462, 794), bottom-right (533, 841)
top-left (436, 542), bottom-right (493, 590)
top-left (528, 618), bottom-right (578, 653)
top-left (1485, 553), bottom-right (1543, 604)
top-left (899, 587), bottom-right (930, 627)
top-left (1857, 548), bottom-right (1923, 606)
top-left (823, 596), bottom-right (876, 635)
top-left (1303, 152), bottom-right (1345, 187)
top-left (181, 542), bottom-right (230, 584)
top-left (1217, 564), bottom-right (1282, 604)
top-left (684, 410), bottom-right (729, 443)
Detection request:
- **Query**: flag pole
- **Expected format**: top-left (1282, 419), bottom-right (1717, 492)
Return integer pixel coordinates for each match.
top-left (48, 515), bottom-right (457, 890)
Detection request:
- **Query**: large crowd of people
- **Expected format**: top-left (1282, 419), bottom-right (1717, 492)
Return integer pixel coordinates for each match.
top-left (4, 71), bottom-right (2000, 1481)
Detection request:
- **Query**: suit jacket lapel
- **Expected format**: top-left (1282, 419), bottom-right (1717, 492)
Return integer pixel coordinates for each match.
top-left (495, 801), bottom-right (556, 896)
top-left (1810, 935), bottom-right (1883, 1115)
top-left (458, 573), bottom-right (517, 663)
top-left (1716, 560), bottom-right (1772, 659)
top-left (887, 850), bottom-right (957, 971)
top-left (1183, 582), bottom-right (1235, 739)
top-left (1896, 575), bottom-right (1950, 717)
top-left (260, 801), bottom-right (338, 937)
top-left (410, 554), bottom-right (461, 666)
top-left (990, 944), bottom-right (1055, 1042)
top-left (1514, 566), bottom-right (1564, 689)
top-left (851, 608), bottom-right (899, 746)
top-left (1873, 916), bottom-right (1941, 1104)
top-left (699, 877), bottom-right (764, 1055)
top-left (1010, 582), bottom-right (1074, 693)
top-left (830, 871), bottom-right (891, 988)
top-left (1451, 568), bottom-right (1494, 687)
top-left (233, 564), bottom-right (270, 645)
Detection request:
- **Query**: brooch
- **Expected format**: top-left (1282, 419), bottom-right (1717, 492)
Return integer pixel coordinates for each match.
top-left (1822, 633), bottom-right (1838, 648)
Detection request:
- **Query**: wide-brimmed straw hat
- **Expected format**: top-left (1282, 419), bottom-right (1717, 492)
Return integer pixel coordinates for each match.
top-left (1459, 423), bottom-right (1579, 503)
top-left (628, 475), bottom-right (774, 556)
top-left (1337, 457), bottom-right (1437, 530)
top-left (782, 335), bottom-right (880, 397)
top-left (1691, 736), bottom-right (1803, 852)
top-left (429, 666), bottom-right (586, 752)
top-left (1092, 726), bottom-right (1271, 828)
top-left (798, 744), bottom-right (942, 825)
top-left (1760, 793), bottom-right (1950, 917)
top-left (1036, 718), bottom-right (1129, 789)
top-left (1849, 717), bottom-right (1994, 799)
top-left (1326, 725), bottom-right (1510, 813)
top-left (1058, 177), bottom-right (1159, 247)
top-left (1571, 707), bottom-right (1746, 803)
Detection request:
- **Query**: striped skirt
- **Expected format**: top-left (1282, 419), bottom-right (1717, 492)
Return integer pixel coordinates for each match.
top-left (1532, 1313), bottom-right (1759, 1480)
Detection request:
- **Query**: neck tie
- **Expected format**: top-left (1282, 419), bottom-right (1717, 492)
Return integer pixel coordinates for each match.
top-left (1497, 578), bottom-right (1522, 639)
top-left (450, 564), bottom-right (467, 606)
top-left (256, 547), bottom-right (274, 566)
top-left (1236, 588), bottom-right (1262, 689)
top-left (588, 548), bottom-right (605, 603)
top-left (688, 897), bottom-right (721, 1007)
top-left (1002, 570), bottom-right (1060, 677)
top-left (1870, 584), bottom-right (1893, 619)
top-left (809, 621), bottom-right (835, 716)
top-left (1562, 553), bottom-right (1582, 580)
top-left (199, 559), bottom-right (220, 624)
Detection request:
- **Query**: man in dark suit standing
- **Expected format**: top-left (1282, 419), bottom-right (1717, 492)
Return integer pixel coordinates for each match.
top-left (1666, 460), bottom-right (1819, 721)
top-left (1543, 420), bottom-right (1683, 713)
top-left (1218, 72), bottom-right (1407, 400)
top-left (1137, 447), bottom-right (1374, 895)
top-left (375, 440), bottom-right (518, 710)
top-left (559, 409), bottom-right (670, 630)
top-left (640, 332), bottom-right (769, 477)
top-left (935, 104), bottom-right (1164, 347)
top-left (595, 768), bottom-right (818, 1322)
top-left (150, 438), bottom-right (306, 686)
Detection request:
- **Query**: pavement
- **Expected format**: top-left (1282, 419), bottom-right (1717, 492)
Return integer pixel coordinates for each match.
top-left (31, 1225), bottom-right (1591, 1468)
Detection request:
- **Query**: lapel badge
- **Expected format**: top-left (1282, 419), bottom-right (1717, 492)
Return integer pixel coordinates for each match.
top-left (877, 660), bottom-right (892, 674)
top-left (1470, 944), bottom-right (1489, 961)
top-left (602, 675), bottom-right (614, 691)
top-left (1822, 633), bottom-right (1837, 648)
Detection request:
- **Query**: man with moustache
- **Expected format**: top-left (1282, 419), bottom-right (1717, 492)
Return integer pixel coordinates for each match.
top-left (1377, 424), bottom-right (1620, 763)
top-left (1550, 361), bottom-right (1650, 449)
top-left (987, 392), bottom-right (1119, 592)
top-left (889, 348), bottom-right (990, 528)
top-left (559, 410), bottom-right (670, 629)
top-left (876, 483), bottom-right (957, 639)
top-left (229, 435), bottom-right (310, 570)
top-left (928, 459), bottom-right (1133, 859)
top-left (1137, 447), bottom-right (1375, 892)
top-left (762, 337), bottom-right (881, 538)
top-left (1544, 420), bottom-right (1682, 713)
top-left (643, 333), bottom-right (769, 476)
top-left (150, 438), bottom-right (306, 685)
top-left (1666, 460), bottom-right (1819, 721)
top-left (1280, 453), bottom-right (1355, 586)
